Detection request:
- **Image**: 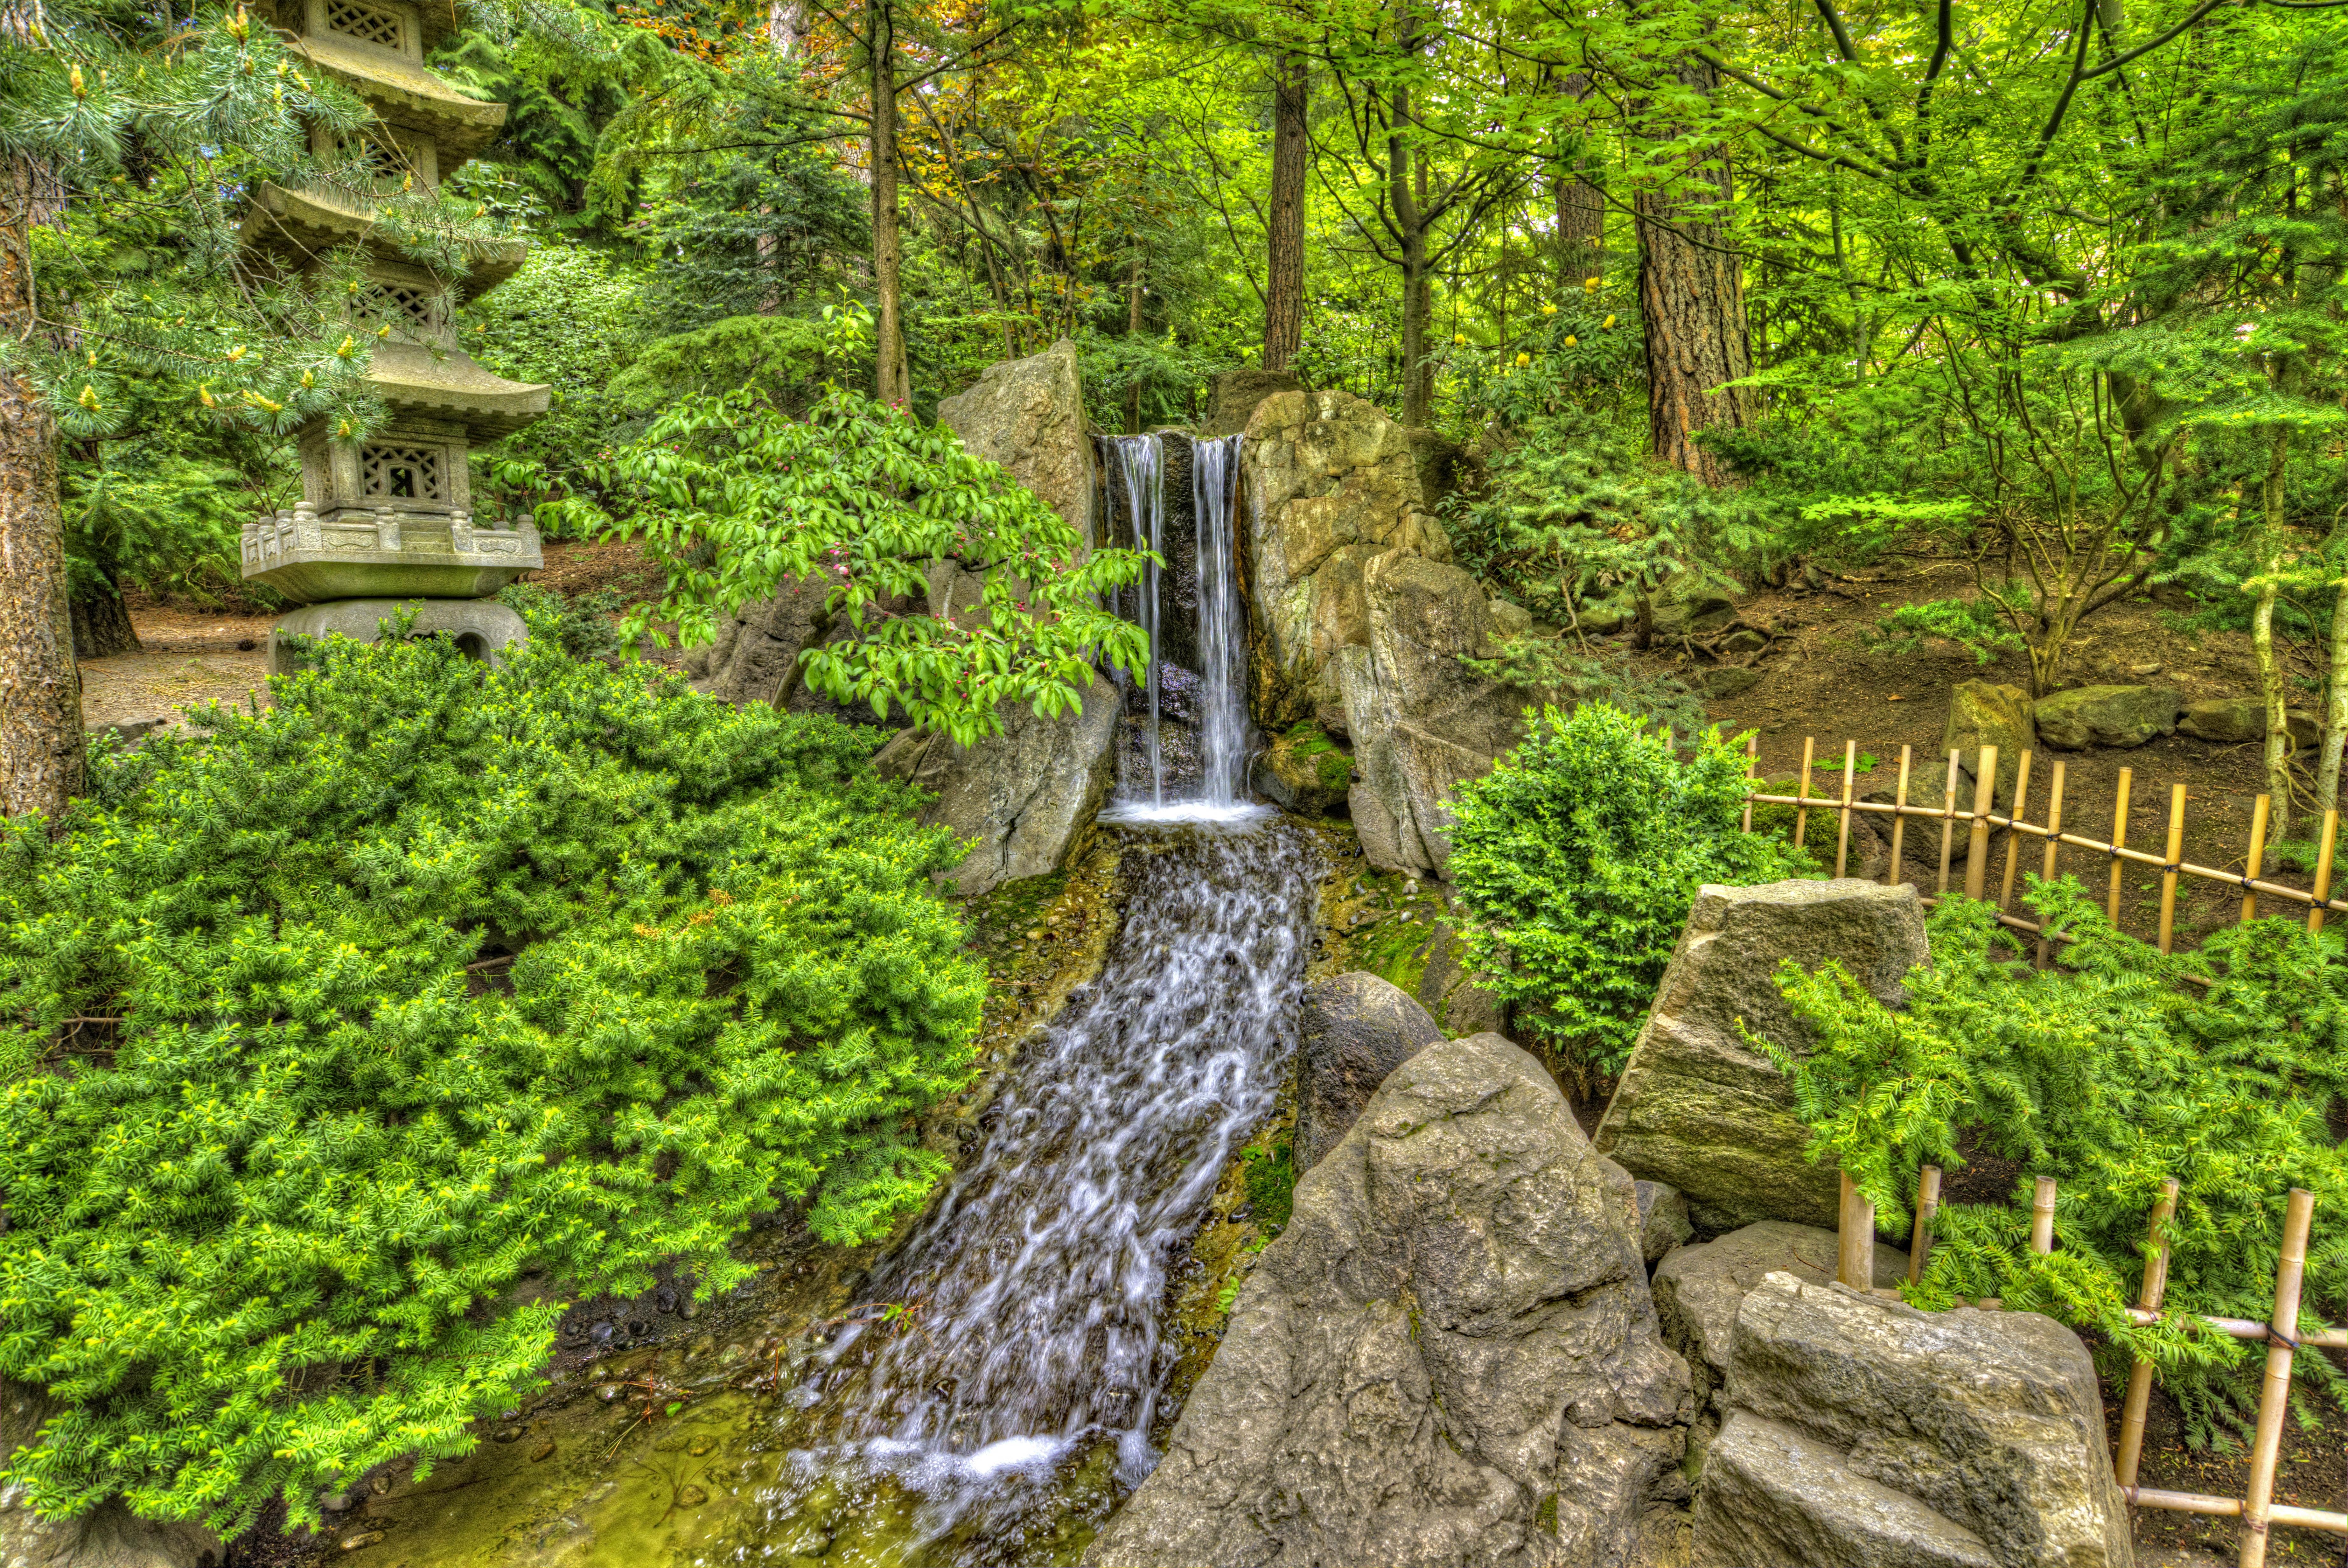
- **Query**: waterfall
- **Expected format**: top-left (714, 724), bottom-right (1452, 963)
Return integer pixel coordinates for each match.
top-left (761, 821), bottom-right (1321, 1561)
top-left (1099, 431), bottom-right (1253, 818)
top-left (1105, 435), bottom-right (1166, 806)
top-left (1191, 434), bottom-right (1247, 807)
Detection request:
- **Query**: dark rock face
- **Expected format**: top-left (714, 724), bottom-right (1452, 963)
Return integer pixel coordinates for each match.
top-left (1293, 971), bottom-right (1445, 1172)
top-left (1690, 1273), bottom-right (2132, 1568)
top-left (1201, 367), bottom-right (1303, 438)
top-left (1594, 879), bottom-right (1930, 1232)
top-left (1086, 1033), bottom-right (1693, 1568)
top-left (1635, 1180), bottom-right (1695, 1266)
top-left (869, 672), bottom-right (1120, 897)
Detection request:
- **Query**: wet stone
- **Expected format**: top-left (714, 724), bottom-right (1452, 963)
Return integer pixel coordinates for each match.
top-left (340, 1530), bottom-right (387, 1551)
top-left (530, 1439), bottom-right (556, 1462)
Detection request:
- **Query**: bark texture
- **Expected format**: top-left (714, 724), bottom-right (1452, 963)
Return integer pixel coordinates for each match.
top-left (1635, 57), bottom-right (1751, 486)
top-left (70, 579), bottom-right (140, 660)
top-left (1554, 74), bottom-right (1604, 284)
top-left (869, 0), bottom-right (911, 406)
top-left (1, 153), bottom-right (85, 820)
top-left (1263, 52), bottom-right (1308, 375)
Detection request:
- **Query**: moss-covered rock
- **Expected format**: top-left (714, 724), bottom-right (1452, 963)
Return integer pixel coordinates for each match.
top-left (1255, 722), bottom-right (1355, 816)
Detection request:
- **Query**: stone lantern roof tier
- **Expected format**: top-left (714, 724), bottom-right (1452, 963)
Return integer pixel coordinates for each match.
top-left (242, 182), bottom-right (530, 296)
top-left (366, 340), bottom-right (549, 438)
top-left (284, 28), bottom-right (508, 162)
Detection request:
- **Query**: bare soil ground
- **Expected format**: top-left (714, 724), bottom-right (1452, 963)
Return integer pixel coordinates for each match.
top-left (84, 540), bottom-right (672, 732)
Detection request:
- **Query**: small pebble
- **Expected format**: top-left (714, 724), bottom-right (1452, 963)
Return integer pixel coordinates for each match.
top-left (679, 1484), bottom-right (708, 1506)
top-left (340, 1531), bottom-right (387, 1551)
top-left (1025, 928), bottom-right (1046, 941)
top-left (529, 1440), bottom-right (555, 1462)
top-left (596, 1383), bottom-right (623, 1403)
top-left (688, 1441), bottom-right (713, 1456)
top-left (493, 1427), bottom-right (522, 1443)
top-left (370, 1474), bottom-right (392, 1494)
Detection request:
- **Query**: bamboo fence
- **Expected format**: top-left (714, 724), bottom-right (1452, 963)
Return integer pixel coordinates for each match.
top-left (1834, 1172), bottom-right (2340, 1566)
top-left (1739, 738), bottom-right (2343, 956)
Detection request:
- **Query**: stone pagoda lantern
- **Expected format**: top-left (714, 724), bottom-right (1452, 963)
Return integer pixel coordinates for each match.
top-left (238, 0), bottom-right (550, 670)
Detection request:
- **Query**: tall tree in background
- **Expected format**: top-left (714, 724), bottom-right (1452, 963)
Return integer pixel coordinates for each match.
top-left (1552, 71), bottom-right (1604, 284)
top-left (1633, 55), bottom-right (1750, 484)
top-left (867, 0), bottom-right (912, 404)
top-left (1262, 50), bottom-right (1307, 373)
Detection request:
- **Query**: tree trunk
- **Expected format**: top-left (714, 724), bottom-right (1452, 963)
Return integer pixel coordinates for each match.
top-left (2316, 563), bottom-right (2348, 820)
top-left (1634, 56), bottom-right (1751, 485)
top-left (869, 0), bottom-right (910, 406)
top-left (70, 576), bottom-right (140, 660)
top-left (1263, 51), bottom-right (1308, 374)
top-left (1553, 74), bottom-right (1604, 286)
top-left (1, 154), bottom-right (85, 820)
top-left (1125, 248), bottom-right (1145, 435)
top-left (1391, 100), bottom-right (1430, 428)
top-left (2253, 431), bottom-right (2292, 842)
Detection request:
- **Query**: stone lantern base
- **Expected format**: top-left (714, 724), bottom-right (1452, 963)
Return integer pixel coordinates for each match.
top-left (269, 597), bottom-right (530, 675)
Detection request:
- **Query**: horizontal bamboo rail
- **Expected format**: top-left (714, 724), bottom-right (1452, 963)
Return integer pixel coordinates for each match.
top-left (1845, 1167), bottom-right (2346, 1563)
top-left (1741, 740), bottom-right (2345, 956)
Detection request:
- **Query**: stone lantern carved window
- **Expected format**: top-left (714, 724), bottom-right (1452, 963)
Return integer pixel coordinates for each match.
top-left (366, 280), bottom-right (440, 333)
top-left (361, 443), bottom-right (445, 503)
top-left (325, 0), bottom-right (405, 49)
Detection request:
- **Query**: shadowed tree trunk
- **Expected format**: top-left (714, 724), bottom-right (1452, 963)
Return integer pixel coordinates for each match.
top-left (71, 577), bottom-right (140, 660)
top-left (1126, 247), bottom-right (1145, 434)
top-left (1, 152), bottom-right (85, 819)
top-left (1554, 73), bottom-right (1604, 286)
top-left (1263, 51), bottom-right (1307, 374)
top-left (1635, 56), bottom-right (1751, 485)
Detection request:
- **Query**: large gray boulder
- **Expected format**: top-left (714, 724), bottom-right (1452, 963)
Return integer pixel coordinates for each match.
top-left (1594, 880), bottom-right (1930, 1232)
top-left (870, 672), bottom-right (1120, 896)
top-left (1200, 367), bottom-right (1302, 438)
top-left (1690, 1273), bottom-right (2132, 1568)
top-left (2, 1384), bottom-right (221, 1567)
top-left (1652, 1221), bottom-right (1907, 1428)
top-left (1336, 553), bottom-right (1527, 877)
top-left (935, 337), bottom-right (1097, 550)
top-left (1240, 390), bottom-right (1454, 732)
top-left (1941, 680), bottom-right (2035, 810)
top-left (2177, 696), bottom-right (2262, 744)
top-left (2036, 684), bottom-right (2181, 750)
top-left (686, 570), bottom-right (833, 706)
top-left (1294, 972), bottom-right (1445, 1172)
top-left (1087, 1034), bottom-right (1694, 1568)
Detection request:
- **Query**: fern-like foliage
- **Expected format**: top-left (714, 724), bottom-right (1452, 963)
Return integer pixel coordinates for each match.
top-left (0, 616), bottom-right (982, 1532)
top-left (1762, 882), bottom-right (2348, 1449)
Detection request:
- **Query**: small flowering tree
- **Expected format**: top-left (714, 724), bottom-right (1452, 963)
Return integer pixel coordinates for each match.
top-left (568, 377), bottom-right (1149, 747)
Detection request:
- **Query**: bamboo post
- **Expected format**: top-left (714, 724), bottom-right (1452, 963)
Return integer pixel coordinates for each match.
top-left (1741, 733), bottom-right (1759, 835)
top-left (1838, 1171), bottom-right (1876, 1288)
top-left (2107, 767), bottom-right (2134, 925)
top-left (2115, 1178), bottom-right (2181, 1490)
top-left (2036, 761), bottom-right (2068, 968)
top-left (1887, 745), bottom-right (1913, 888)
top-left (1964, 746), bottom-right (1999, 901)
top-left (1794, 735), bottom-right (1815, 849)
top-left (2311, 811), bottom-right (2339, 935)
top-left (1907, 1165), bottom-right (1942, 1287)
top-left (2238, 1187), bottom-right (2316, 1568)
top-left (2030, 1176), bottom-right (2058, 1255)
top-left (2239, 796), bottom-right (2270, 926)
top-left (2157, 784), bottom-right (2188, 956)
top-left (1938, 750), bottom-right (1960, 896)
top-left (1835, 740), bottom-right (1858, 878)
top-left (1998, 750), bottom-right (2035, 913)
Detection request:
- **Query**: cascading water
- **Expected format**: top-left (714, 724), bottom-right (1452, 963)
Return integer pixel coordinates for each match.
top-left (744, 431), bottom-right (1305, 1563)
top-left (1101, 431), bottom-right (1254, 816)
top-left (1190, 434), bottom-right (1248, 808)
top-left (1104, 435), bottom-right (1167, 805)
top-left (758, 822), bottom-right (1318, 1562)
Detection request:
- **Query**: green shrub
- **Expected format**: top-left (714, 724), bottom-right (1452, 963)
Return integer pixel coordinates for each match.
top-left (0, 623), bottom-right (982, 1532)
top-left (1766, 882), bottom-right (2348, 1448)
top-left (1447, 703), bottom-right (1812, 1079)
